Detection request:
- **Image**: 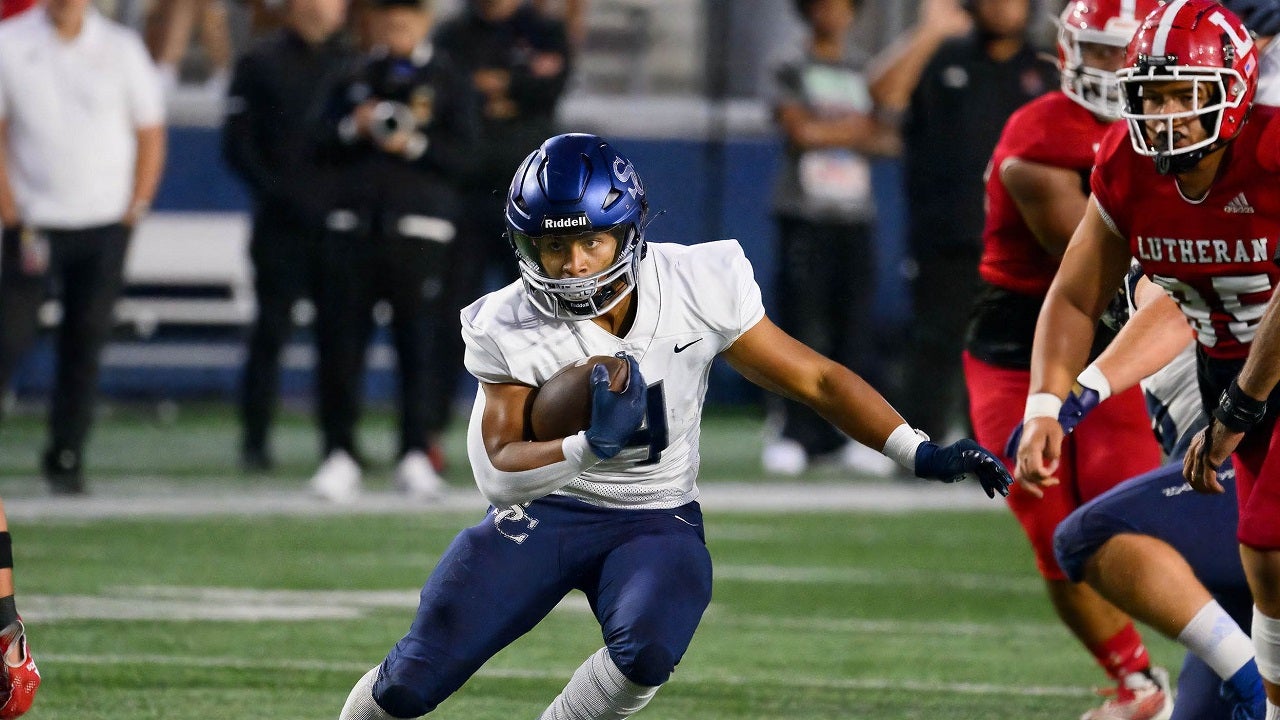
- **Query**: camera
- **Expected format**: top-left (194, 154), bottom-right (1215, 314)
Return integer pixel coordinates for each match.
top-left (369, 100), bottom-right (417, 143)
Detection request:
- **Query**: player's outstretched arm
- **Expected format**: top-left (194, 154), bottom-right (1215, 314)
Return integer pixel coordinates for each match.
top-left (0, 499), bottom-right (39, 719)
top-left (724, 316), bottom-right (1011, 497)
top-left (1005, 279), bottom-right (1193, 457)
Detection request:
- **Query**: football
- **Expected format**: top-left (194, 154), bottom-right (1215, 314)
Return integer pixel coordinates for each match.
top-left (528, 355), bottom-right (630, 441)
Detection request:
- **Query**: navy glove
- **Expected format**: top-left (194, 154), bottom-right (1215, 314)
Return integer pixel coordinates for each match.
top-left (915, 439), bottom-right (1013, 498)
top-left (1004, 387), bottom-right (1104, 458)
top-left (584, 354), bottom-right (647, 460)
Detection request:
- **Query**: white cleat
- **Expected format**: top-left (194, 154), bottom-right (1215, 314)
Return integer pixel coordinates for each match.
top-left (311, 449), bottom-right (362, 503)
top-left (1080, 667), bottom-right (1173, 720)
top-left (394, 450), bottom-right (445, 501)
top-left (761, 438), bottom-right (808, 476)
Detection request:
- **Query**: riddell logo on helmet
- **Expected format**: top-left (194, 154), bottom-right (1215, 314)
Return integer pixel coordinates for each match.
top-left (542, 215), bottom-right (589, 231)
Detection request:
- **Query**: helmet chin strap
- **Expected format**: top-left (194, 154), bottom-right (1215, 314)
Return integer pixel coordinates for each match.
top-left (1153, 136), bottom-right (1228, 176)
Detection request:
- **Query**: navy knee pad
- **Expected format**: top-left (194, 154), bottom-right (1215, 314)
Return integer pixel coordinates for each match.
top-left (613, 644), bottom-right (677, 687)
top-left (374, 675), bottom-right (440, 718)
top-left (1053, 505), bottom-right (1109, 584)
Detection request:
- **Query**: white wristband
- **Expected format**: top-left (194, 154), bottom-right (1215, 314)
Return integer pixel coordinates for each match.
top-left (1076, 364), bottom-right (1112, 402)
top-left (881, 423), bottom-right (928, 472)
top-left (561, 432), bottom-right (600, 466)
top-left (1024, 393), bottom-right (1063, 421)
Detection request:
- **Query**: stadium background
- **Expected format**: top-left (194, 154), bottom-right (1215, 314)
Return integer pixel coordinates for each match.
top-left (6, 0), bottom-right (1061, 410)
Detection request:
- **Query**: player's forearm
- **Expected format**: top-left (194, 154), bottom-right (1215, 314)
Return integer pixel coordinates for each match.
top-left (811, 366), bottom-right (910, 453)
top-left (467, 403), bottom-right (597, 507)
top-left (1030, 289), bottom-right (1099, 399)
top-left (1091, 292), bottom-right (1192, 396)
top-left (1236, 292), bottom-right (1280, 402)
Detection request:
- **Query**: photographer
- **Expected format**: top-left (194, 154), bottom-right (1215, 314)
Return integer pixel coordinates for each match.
top-left (311, 0), bottom-right (479, 502)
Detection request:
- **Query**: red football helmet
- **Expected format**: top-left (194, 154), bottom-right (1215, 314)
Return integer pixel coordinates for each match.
top-left (1118, 0), bottom-right (1258, 172)
top-left (1058, 0), bottom-right (1164, 118)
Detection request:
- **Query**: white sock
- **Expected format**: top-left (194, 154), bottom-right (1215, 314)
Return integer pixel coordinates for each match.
top-left (540, 647), bottom-right (660, 720)
top-left (1254, 606), bottom-right (1280, 684)
top-left (1266, 700), bottom-right (1280, 720)
top-left (339, 666), bottom-right (397, 720)
top-left (1177, 600), bottom-right (1255, 679)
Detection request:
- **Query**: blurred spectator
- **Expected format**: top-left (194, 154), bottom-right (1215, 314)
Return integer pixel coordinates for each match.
top-left (309, 0), bottom-right (478, 502)
top-left (762, 0), bottom-right (901, 477)
top-left (0, 0), bottom-right (34, 20)
top-left (145, 0), bottom-right (234, 94)
top-left (221, 0), bottom-right (355, 472)
top-left (430, 0), bottom-right (569, 450)
top-left (0, 0), bottom-right (166, 494)
top-left (530, 0), bottom-right (586, 49)
top-left (869, 0), bottom-right (1056, 442)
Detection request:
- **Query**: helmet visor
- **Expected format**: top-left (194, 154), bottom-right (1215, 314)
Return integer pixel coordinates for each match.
top-left (510, 225), bottom-right (631, 279)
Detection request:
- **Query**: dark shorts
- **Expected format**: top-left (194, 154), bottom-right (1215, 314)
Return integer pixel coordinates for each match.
top-left (373, 495), bottom-right (713, 716)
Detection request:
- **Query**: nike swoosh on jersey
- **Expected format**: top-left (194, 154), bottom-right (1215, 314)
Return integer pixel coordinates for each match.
top-left (673, 339), bottom-right (703, 353)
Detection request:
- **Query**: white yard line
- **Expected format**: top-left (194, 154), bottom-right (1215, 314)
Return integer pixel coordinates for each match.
top-left (1, 480), bottom-right (1004, 521)
top-left (37, 651), bottom-right (1093, 698)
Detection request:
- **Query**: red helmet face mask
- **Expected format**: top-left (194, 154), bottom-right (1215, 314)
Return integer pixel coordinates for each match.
top-left (1057, 0), bottom-right (1164, 119)
top-left (1118, 0), bottom-right (1259, 174)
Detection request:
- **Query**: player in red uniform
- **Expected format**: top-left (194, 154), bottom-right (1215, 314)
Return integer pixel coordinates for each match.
top-left (1016, 2), bottom-right (1280, 718)
top-left (965, 2), bottom-right (1167, 717)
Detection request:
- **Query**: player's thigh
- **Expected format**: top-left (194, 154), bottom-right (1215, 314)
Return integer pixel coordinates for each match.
top-left (1054, 461), bottom-right (1243, 589)
top-left (1069, 385), bottom-right (1162, 502)
top-left (382, 510), bottom-right (573, 696)
top-left (1238, 417), bottom-right (1280, 551)
top-left (590, 518), bottom-right (712, 683)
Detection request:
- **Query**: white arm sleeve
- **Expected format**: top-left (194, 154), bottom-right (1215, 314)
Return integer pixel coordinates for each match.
top-left (466, 390), bottom-right (602, 507)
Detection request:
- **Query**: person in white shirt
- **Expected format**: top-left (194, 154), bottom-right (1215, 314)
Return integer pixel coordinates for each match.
top-left (0, 0), bottom-right (166, 494)
top-left (336, 133), bottom-right (1013, 720)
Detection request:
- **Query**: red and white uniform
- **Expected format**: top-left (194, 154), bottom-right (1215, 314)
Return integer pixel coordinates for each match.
top-left (966, 91), bottom-right (1161, 579)
top-left (1092, 105), bottom-right (1280, 549)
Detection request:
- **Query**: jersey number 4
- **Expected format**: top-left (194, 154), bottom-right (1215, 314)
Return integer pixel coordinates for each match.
top-left (622, 381), bottom-right (669, 465)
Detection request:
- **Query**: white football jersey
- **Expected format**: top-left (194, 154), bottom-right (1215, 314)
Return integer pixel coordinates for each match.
top-left (1139, 343), bottom-right (1204, 457)
top-left (461, 240), bottom-right (766, 509)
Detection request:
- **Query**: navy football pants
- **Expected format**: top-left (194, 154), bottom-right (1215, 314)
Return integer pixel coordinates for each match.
top-left (1055, 460), bottom-right (1250, 720)
top-left (373, 496), bottom-right (714, 717)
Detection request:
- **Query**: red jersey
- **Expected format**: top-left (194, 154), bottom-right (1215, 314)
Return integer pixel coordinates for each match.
top-left (1092, 105), bottom-right (1280, 360)
top-left (980, 91), bottom-right (1111, 296)
top-left (0, 0), bottom-right (34, 19)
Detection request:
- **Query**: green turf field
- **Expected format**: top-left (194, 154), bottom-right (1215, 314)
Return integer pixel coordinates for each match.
top-left (0, 405), bottom-right (1185, 719)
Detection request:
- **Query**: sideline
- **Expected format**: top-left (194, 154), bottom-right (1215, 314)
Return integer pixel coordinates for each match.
top-left (0, 479), bottom-right (1005, 521)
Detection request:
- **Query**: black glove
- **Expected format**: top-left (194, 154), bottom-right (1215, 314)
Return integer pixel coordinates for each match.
top-left (584, 354), bottom-right (647, 460)
top-left (915, 439), bottom-right (1013, 499)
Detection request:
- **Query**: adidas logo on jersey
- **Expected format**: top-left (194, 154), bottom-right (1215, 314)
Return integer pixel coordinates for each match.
top-left (1224, 193), bottom-right (1255, 214)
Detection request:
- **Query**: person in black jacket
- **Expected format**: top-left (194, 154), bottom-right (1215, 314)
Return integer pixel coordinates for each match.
top-left (427, 0), bottom-right (571, 448)
top-left (221, 0), bottom-right (355, 472)
top-left (310, 0), bottom-right (479, 502)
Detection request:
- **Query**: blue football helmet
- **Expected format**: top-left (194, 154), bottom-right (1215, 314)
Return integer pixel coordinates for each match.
top-left (505, 133), bottom-right (648, 320)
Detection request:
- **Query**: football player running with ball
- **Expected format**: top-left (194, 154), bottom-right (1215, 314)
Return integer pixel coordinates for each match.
top-left (337, 133), bottom-right (1012, 720)
top-left (1014, 2), bottom-right (1280, 719)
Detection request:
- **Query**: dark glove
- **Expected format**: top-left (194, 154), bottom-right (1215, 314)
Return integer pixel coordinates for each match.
top-left (915, 439), bottom-right (1013, 498)
top-left (1004, 387), bottom-right (1103, 458)
top-left (584, 354), bottom-right (647, 460)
